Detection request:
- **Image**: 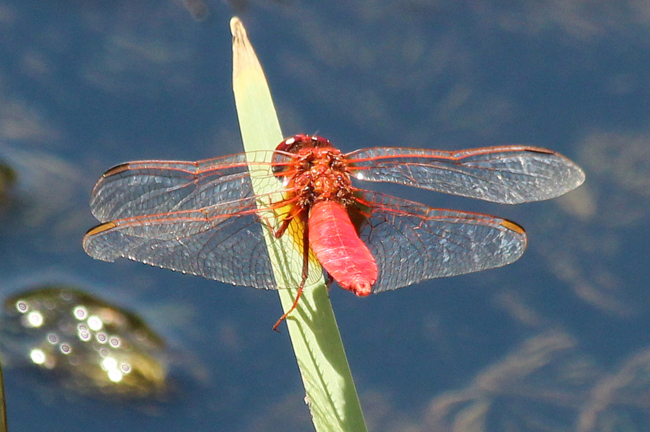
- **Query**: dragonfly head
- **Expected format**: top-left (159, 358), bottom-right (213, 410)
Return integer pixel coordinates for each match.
top-left (275, 134), bottom-right (332, 154)
top-left (273, 135), bottom-right (333, 176)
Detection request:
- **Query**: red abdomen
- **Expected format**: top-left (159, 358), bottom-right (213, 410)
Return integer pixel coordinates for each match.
top-left (308, 201), bottom-right (378, 296)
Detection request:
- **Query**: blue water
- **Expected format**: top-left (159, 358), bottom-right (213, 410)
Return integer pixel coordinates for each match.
top-left (0, 1), bottom-right (648, 431)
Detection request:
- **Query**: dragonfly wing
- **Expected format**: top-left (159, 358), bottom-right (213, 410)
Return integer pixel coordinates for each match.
top-left (83, 197), bottom-right (278, 290)
top-left (347, 146), bottom-right (585, 204)
top-left (90, 152), bottom-right (281, 222)
top-left (351, 191), bottom-right (527, 293)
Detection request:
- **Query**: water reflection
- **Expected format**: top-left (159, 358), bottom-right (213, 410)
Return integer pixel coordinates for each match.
top-left (1, 286), bottom-right (167, 398)
top-left (578, 130), bottom-right (650, 227)
top-left (421, 330), bottom-right (650, 432)
top-left (179, 0), bottom-right (283, 20)
top-left (534, 129), bottom-right (650, 317)
top-left (579, 347), bottom-right (650, 432)
top-left (181, 0), bottom-right (210, 21)
top-left (427, 331), bottom-right (601, 431)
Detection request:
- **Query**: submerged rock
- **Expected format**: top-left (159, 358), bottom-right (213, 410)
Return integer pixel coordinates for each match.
top-left (2, 285), bottom-right (167, 398)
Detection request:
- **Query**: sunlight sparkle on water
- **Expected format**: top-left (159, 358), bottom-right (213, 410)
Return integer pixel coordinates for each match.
top-left (30, 348), bottom-right (46, 365)
top-left (25, 311), bottom-right (43, 328)
top-left (87, 315), bottom-right (103, 331)
top-left (73, 305), bottom-right (88, 320)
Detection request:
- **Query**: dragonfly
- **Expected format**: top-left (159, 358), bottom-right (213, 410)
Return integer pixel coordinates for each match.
top-left (83, 134), bottom-right (585, 330)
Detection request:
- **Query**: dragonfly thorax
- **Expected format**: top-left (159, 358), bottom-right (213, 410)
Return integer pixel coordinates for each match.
top-left (288, 146), bottom-right (355, 209)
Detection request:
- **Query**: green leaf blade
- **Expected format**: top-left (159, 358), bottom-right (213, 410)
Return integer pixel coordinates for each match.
top-left (230, 17), bottom-right (367, 432)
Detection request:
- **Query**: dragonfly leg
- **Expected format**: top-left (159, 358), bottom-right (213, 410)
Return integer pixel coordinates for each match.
top-left (270, 205), bottom-right (304, 239)
top-left (272, 279), bottom-right (306, 332)
top-left (273, 216), bottom-right (293, 239)
top-left (272, 215), bottom-right (311, 332)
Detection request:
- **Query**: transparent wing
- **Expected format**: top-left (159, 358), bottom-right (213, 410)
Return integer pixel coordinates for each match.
top-left (351, 191), bottom-right (528, 293)
top-left (90, 151), bottom-right (284, 222)
top-left (347, 146), bottom-right (585, 204)
top-left (83, 197), bottom-right (279, 289)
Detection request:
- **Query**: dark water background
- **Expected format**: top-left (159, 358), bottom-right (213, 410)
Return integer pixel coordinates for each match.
top-left (0, 1), bottom-right (648, 431)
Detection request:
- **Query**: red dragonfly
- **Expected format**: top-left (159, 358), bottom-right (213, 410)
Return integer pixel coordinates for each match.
top-left (83, 135), bottom-right (585, 329)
